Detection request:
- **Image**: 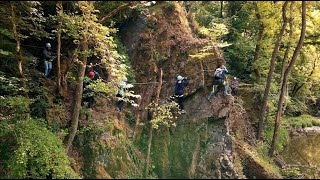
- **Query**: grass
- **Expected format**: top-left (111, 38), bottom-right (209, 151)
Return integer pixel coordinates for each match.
top-left (249, 141), bottom-right (282, 178)
top-left (263, 124), bottom-right (289, 152)
top-left (282, 114), bottom-right (320, 128)
top-left (235, 139), bottom-right (282, 178)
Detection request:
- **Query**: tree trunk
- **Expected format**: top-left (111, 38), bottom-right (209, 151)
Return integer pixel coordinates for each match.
top-left (10, 2), bottom-right (30, 100)
top-left (269, 1), bottom-right (306, 156)
top-left (10, 3), bottom-right (24, 79)
top-left (145, 126), bottom-right (153, 178)
top-left (220, 1), bottom-right (223, 18)
top-left (65, 34), bottom-right (88, 154)
top-left (145, 68), bottom-right (163, 178)
top-left (252, 26), bottom-right (263, 85)
top-left (257, 1), bottom-right (289, 140)
top-left (252, 2), bottom-right (264, 85)
top-left (56, 1), bottom-right (63, 92)
top-left (279, 2), bottom-right (294, 89)
top-left (98, 2), bottom-right (134, 23)
top-left (279, 2), bottom-right (294, 114)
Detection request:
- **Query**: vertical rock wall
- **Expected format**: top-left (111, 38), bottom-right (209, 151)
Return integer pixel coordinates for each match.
top-left (119, 2), bottom-right (249, 179)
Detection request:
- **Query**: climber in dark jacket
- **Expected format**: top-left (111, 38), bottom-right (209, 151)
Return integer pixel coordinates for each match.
top-left (230, 77), bottom-right (239, 96)
top-left (42, 43), bottom-right (55, 77)
top-left (82, 71), bottom-right (95, 108)
top-left (174, 75), bottom-right (189, 113)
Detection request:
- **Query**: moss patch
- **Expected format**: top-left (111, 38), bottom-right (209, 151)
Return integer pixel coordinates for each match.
top-left (234, 140), bottom-right (282, 179)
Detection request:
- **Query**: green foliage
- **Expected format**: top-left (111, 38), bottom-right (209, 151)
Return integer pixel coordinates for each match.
top-left (186, 1), bottom-right (223, 27)
top-left (223, 37), bottom-right (255, 81)
top-left (0, 120), bottom-right (16, 173)
top-left (282, 114), bottom-right (320, 128)
top-left (263, 124), bottom-right (289, 152)
top-left (287, 45), bottom-right (320, 113)
top-left (222, 2), bottom-right (282, 82)
top-left (198, 22), bottom-right (229, 42)
top-left (266, 93), bottom-right (280, 118)
top-left (133, 126), bottom-right (149, 155)
top-left (285, 98), bottom-right (308, 116)
top-left (6, 118), bottom-right (80, 179)
top-left (61, 1), bottom-right (141, 104)
top-left (0, 26), bottom-right (38, 75)
top-left (251, 141), bottom-right (283, 178)
top-left (282, 167), bottom-right (301, 178)
top-left (94, 1), bottom-right (132, 25)
top-left (125, 111), bottom-right (136, 127)
top-left (0, 28), bottom-right (16, 56)
top-left (152, 49), bottom-right (168, 68)
top-left (146, 100), bottom-right (180, 129)
top-left (27, 76), bottom-right (50, 119)
top-left (114, 36), bottom-right (136, 83)
top-left (0, 74), bottom-right (24, 96)
top-left (66, 69), bottom-right (78, 89)
top-left (0, 96), bottom-right (30, 120)
top-left (0, 1), bottom-right (49, 40)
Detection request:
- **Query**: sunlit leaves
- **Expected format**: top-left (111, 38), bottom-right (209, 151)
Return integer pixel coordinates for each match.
top-left (0, 1), bottom-right (49, 40)
top-left (146, 100), bottom-right (180, 129)
top-left (62, 1), bottom-right (131, 91)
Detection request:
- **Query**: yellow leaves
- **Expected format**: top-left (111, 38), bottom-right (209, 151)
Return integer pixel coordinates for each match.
top-left (198, 23), bottom-right (228, 41)
top-left (146, 100), bottom-right (180, 129)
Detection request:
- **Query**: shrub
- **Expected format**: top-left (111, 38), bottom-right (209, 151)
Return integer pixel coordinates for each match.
top-left (6, 119), bottom-right (80, 179)
top-left (126, 111), bottom-right (136, 127)
top-left (285, 98), bottom-right (308, 116)
top-left (0, 73), bottom-right (23, 96)
top-left (113, 36), bottom-right (136, 83)
top-left (0, 96), bottom-right (30, 120)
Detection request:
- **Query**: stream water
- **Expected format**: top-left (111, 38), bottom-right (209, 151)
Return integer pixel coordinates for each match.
top-left (281, 134), bottom-right (320, 178)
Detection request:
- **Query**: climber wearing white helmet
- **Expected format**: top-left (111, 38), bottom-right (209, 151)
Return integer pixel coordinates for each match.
top-left (46, 43), bottom-right (51, 48)
top-left (231, 76), bottom-right (239, 96)
top-left (174, 75), bottom-right (189, 113)
top-left (116, 76), bottom-right (134, 111)
top-left (42, 42), bottom-right (54, 77)
top-left (176, 75), bottom-right (183, 81)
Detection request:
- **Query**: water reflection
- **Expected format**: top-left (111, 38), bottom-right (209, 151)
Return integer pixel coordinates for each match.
top-left (281, 134), bottom-right (320, 178)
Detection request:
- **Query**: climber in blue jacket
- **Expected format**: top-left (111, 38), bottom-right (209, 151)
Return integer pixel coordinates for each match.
top-left (174, 75), bottom-right (189, 113)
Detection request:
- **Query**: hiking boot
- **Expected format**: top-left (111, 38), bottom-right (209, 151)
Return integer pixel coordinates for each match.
top-left (180, 110), bottom-right (186, 114)
top-left (207, 97), bottom-right (212, 102)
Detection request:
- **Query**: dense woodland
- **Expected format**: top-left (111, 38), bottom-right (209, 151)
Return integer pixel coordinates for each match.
top-left (0, 1), bottom-right (319, 179)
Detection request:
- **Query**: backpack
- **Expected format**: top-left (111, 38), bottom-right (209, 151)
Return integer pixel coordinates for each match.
top-left (214, 68), bottom-right (223, 79)
top-left (36, 48), bottom-right (45, 71)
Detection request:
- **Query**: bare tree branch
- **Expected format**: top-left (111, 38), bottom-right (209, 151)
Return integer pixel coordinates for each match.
top-left (98, 2), bottom-right (134, 23)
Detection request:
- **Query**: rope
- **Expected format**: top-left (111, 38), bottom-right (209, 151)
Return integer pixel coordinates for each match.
top-left (97, 80), bottom-right (161, 85)
top-left (21, 44), bottom-right (44, 49)
top-left (132, 82), bottom-right (161, 85)
top-left (85, 62), bottom-right (104, 68)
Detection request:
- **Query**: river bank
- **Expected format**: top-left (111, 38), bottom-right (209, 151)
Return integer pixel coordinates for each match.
top-left (281, 124), bottom-right (320, 179)
top-left (289, 126), bottom-right (320, 136)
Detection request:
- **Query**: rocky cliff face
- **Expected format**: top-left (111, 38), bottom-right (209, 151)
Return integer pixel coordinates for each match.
top-left (118, 2), bottom-right (254, 179)
top-left (67, 2), bottom-right (281, 179)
